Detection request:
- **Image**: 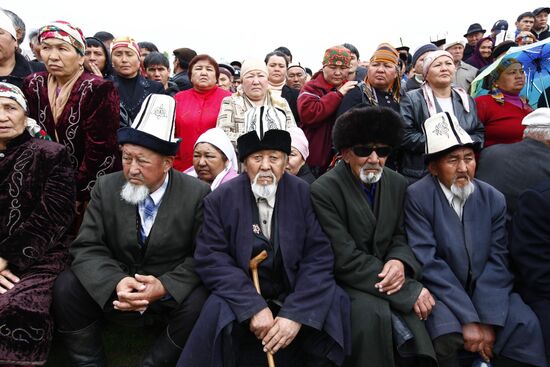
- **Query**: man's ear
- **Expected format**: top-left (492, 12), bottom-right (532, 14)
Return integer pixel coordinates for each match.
top-left (427, 161), bottom-right (437, 176)
top-left (341, 148), bottom-right (351, 163)
top-left (164, 156), bottom-right (174, 172)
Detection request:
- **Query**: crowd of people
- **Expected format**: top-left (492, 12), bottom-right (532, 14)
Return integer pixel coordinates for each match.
top-left (1, 5), bottom-right (550, 367)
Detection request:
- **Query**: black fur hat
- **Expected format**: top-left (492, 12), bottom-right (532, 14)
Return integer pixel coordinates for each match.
top-left (237, 129), bottom-right (291, 162)
top-left (332, 105), bottom-right (404, 151)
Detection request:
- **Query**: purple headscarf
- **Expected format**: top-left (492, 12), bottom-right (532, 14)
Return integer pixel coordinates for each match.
top-left (465, 36), bottom-right (494, 69)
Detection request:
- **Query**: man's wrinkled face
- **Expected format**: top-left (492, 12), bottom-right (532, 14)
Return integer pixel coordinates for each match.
top-left (245, 149), bottom-right (287, 199)
top-left (428, 147), bottom-right (476, 190)
top-left (446, 44), bottom-right (464, 63)
top-left (466, 31), bottom-right (484, 46)
top-left (342, 144), bottom-right (390, 184)
top-left (534, 11), bottom-right (549, 30)
top-left (286, 66), bottom-right (307, 90)
top-left (121, 144), bottom-right (172, 192)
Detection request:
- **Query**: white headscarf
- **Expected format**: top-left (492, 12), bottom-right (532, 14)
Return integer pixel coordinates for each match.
top-left (190, 128), bottom-right (238, 190)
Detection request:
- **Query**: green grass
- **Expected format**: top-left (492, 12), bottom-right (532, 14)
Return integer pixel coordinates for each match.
top-left (46, 323), bottom-right (163, 367)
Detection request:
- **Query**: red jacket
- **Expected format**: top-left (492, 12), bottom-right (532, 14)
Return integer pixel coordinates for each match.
top-left (297, 72), bottom-right (344, 172)
top-left (174, 86), bottom-right (231, 171)
top-left (475, 94), bottom-right (532, 148)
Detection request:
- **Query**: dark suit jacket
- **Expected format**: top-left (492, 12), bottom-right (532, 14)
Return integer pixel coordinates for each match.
top-left (70, 169), bottom-right (210, 308)
top-left (282, 84), bottom-right (300, 125)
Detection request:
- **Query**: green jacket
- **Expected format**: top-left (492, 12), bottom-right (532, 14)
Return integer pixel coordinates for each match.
top-left (311, 162), bottom-right (435, 366)
top-left (70, 170), bottom-right (210, 308)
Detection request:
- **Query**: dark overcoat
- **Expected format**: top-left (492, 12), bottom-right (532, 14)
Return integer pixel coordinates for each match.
top-left (70, 169), bottom-right (210, 308)
top-left (178, 173), bottom-right (351, 366)
top-left (510, 179), bottom-right (550, 357)
top-left (405, 175), bottom-right (547, 367)
top-left (310, 162), bottom-right (436, 367)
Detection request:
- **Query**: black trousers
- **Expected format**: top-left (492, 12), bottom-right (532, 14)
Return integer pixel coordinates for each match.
top-left (433, 333), bottom-right (537, 367)
top-left (52, 269), bottom-right (208, 348)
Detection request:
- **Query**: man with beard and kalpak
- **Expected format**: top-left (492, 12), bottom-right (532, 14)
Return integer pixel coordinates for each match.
top-left (52, 94), bottom-right (210, 367)
top-left (310, 106), bottom-right (437, 367)
top-left (404, 112), bottom-right (547, 367)
top-left (177, 125), bottom-right (351, 367)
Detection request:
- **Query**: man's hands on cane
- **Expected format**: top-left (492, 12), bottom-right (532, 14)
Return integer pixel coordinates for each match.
top-left (262, 317), bottom-right (302, 354)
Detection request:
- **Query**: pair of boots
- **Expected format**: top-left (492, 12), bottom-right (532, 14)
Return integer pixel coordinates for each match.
top-left (58, 321), bottom-right (182, 366)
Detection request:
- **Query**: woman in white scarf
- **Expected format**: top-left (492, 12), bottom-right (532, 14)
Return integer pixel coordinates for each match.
top-left (185, 128), bottom-right (239, 190)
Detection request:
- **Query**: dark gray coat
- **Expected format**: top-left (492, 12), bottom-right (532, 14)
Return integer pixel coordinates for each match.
top-left (399, 88), bottom-right (484, 182)
top-left (70, 170), bottom-right (210, 308)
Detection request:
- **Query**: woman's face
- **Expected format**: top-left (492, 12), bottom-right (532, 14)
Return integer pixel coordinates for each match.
top-left (495, 62), bottom-right (526, 95)
top-left (479, 39), bottom-right (493, 59)
top-left (218, 73), bottom-right (233, 90)
top-left (242, 71), bottom-right (269, 102)
top-left (193, 142), bottom-right (227, 183)
top-left (426, 56), bottom-right (456, 88)
top-left (266, 55), bottom-right (287, 85)
top-left (286, 147), bottom-right (305, 176)
top-left (84, 45), bottom-right (106, 71)
top-left (0, 97), bottom-right (26, 148)
top-left (40, 38), bottom-right (84, 83)
top-left (191, 60), bottom-right (217, 91)
top-left (112, 47), bottom-right (141, 78)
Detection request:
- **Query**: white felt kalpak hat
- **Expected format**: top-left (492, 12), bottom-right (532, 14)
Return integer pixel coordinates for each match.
top-left (117, 94), bottom-right (180, 156)
top-left (422, 112), bottom-right (477, 162)
top-left (522, 108), bottom-right (550, 128)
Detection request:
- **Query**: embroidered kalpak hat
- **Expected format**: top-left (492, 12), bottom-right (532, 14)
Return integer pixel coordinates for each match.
top-left (117, 94), bottom-right (180, 156)
top-left (423, 112), bottom-right (479, 162)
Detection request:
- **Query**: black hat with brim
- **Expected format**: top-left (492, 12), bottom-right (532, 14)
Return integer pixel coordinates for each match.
top-left (464, 23), bottom-right (486, 37)
top-left (237, 130), bottom-right (291, 162)
top-left (117, 128), bottom-right (181, 156)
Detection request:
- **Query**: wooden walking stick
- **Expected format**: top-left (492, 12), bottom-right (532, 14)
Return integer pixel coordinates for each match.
top-left (249, 250), bottom-right (275, 367)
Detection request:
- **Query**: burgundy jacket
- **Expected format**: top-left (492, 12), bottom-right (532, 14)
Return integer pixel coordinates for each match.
top-left (24, 71), bottom-right (121, 202)
top-left (297, 72), bottom-right (344, 172)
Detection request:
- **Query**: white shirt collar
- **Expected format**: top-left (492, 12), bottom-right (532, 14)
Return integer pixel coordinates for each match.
top-left (149, 172), bottom-right (169, 205)
top-left (438, 180), bottom-right (454, 206)
top-left (252, 189), bottom-right (276, 208)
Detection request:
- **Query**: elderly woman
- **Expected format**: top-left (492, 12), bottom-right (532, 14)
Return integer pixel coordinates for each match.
top-left (185, 127), bottom-right (238, 189)
top-left (173, 54), bottom-right (231, 171)
top-left (287, 126), bottom-right (316, 184)
top-left (400, 50), bottom-right (484, 183)
top-left (217, 59), bottom-right (296, 146)
top-left (110, 36), bottom-right (164, 122)
top-left (23, 21), bottom-right (120, 221)
top-left (475, 59), bottom-right (532, 148)
top-left (84, 36), bottom-right (113, 79)
top-left (465, 36), bottom-right (494, 70)
top-left (218, 63), bottom-right (235, 92)
top-left (0, 83), bottom-right (74, 366)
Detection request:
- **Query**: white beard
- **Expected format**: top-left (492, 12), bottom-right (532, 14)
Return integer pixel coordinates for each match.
top-left (451, 179), bottom-right (475, 202)
top-left (120, 182), bottom-right (150, 204)
top-left (359, 163), bottom-right (383, 184)
top-left (251, 172), bottom-right (278, 200)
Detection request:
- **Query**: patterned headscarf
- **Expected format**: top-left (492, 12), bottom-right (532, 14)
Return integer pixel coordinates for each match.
top-left (322, 46), bottom-right (352, 67)
top-left (39, 21), bottom-right (86, 55)
top-left (366, 43), bottom-right (401, 102)
top-left (110, 36), bottom-right (141, 57)
top-left (0, 82), bottom-right (51, 140)
top-left (487, 58), bottom-right (528, 105)
top-left (370, 43), bottom-right (399, 65)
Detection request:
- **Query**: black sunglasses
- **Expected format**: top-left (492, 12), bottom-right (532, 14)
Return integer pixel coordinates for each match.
top-left (351, 145), bottom-right (392, 158)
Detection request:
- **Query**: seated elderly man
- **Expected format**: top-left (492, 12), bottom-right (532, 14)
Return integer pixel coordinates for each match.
top-left (311, 106), bottom-right (436, 367)
top-left (177, 126), bottom-right (350, 367)
top-left (52, 94), bottom-right (210, 367)
top-left (404, 112), bottom-right (547, 367)
top-left (0, 83), bottom-right (74, 365)
top-left (216, 59), bottom-right (296, 147)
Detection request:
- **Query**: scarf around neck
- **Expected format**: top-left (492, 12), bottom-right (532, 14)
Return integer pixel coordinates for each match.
top-left (47, 68), bottom-right (84, 124)
top-left (421, 83), bottom-right (470, 117)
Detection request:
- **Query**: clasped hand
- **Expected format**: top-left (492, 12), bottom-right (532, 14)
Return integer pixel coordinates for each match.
top-left (249, 307), bottom-right (302, 354)
top-left (463, 323), bottom-right (495, 362)
top-left (0, 257), bottom-right (20, 295)
top-left (113, 274), bottom-right (166, 312)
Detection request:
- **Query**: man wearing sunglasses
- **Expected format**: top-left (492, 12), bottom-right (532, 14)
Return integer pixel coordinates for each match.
top-left (311, 106), bottom-right (436, 366)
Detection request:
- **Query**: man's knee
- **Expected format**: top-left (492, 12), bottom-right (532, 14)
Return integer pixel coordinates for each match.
top-left (433, 332), bottom-right (462, 361)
